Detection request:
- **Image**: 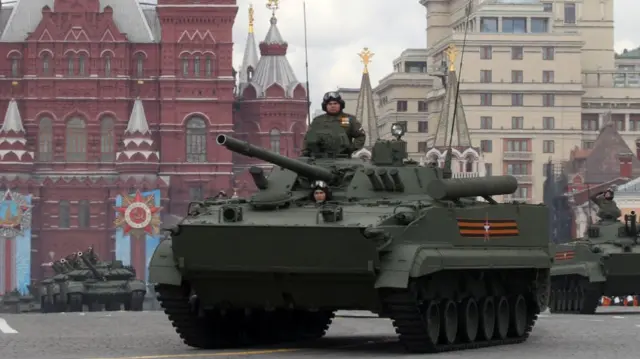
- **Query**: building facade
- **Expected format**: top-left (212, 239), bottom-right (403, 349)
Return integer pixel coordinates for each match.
top-left (374, 48), bottom-right (433, 162)
top-left (0, 0), bottom-right (304, 292)
top-left (372, 0), bottom-right (640, 203)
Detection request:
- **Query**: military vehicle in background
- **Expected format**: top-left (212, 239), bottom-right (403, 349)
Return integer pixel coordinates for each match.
top-left (39, 253), bottom-right (80, 313)
top-left (37, 248), bottom-right (146, 312)
top-left (149, 122), bottom-right (551, 353)
top-left (550, 208), bottom-right (640, 314)
top-left (0, 287), bottom-right (40, 313)
top-left (77, 251), bottom-right (146, 311)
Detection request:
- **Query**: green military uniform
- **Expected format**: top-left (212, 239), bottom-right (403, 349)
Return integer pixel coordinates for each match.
top-left (591, 192), bottom-right (621, 221)
top-left (307, 112), bottom-right (366, 153)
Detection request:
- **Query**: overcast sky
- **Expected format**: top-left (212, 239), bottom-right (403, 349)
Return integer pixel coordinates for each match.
top-left (231, 0), bottom-right (638, 113)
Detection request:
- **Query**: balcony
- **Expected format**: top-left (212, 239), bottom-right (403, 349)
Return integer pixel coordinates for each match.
top-left (452, 172), bottom-right (481, 179)
top-left (503, 151), bottom-right (533, 160)
top-left (504, 196), bottom-right (529, 203)
top-left (582, 70), bottom-right (640, 99)
top-left (427, 32), bottom-right (582, 56)
top-left (510, 174), bottom-right (533, 183)
top-left (376, 72), bottom-right (432, 92)
top-left (459, 81), bottom-right (583, 93)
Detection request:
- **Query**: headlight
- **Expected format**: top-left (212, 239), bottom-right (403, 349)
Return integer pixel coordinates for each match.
top-left (391, 123), bottom-right (405, 137)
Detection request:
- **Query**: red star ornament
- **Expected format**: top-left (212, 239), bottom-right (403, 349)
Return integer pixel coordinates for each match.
top-left (114, 190), bottom-right (162, 235)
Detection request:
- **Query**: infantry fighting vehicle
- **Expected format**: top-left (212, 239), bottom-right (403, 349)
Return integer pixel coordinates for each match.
top-left (550, 209), bottom-right (640, 314)
top-left (149, 123), bottom-right (551, 353)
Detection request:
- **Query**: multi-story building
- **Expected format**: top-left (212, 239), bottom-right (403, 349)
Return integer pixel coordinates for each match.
top-left (374, 48), bottom-right (433, 162)
top-left (335, 88), bottom-right (359, 114)
top-left (370, 0), bottom-right (640, 203)
top-left (0, 0), bottom-right (305, 292)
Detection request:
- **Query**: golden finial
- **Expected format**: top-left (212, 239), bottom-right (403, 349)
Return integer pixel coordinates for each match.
top-left (266, 0), bottom-right (279, 16)
top-left (248, 4), bottom-right (255, 33)
top-left (444, 44), bottom-right (459, 72)
top-left (358, 47), bottom-right (374, 74)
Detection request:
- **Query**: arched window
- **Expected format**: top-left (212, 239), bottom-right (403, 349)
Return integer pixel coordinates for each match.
top-left (10, 55), bottom-right (19, 77)
top-left (104, 55), bottom-right (111, 77)
top-left (185, 117), bottom-right (207, 162)
top-left (42, 53), bottom-right (50, 75)
top-left (194, 56), bottom-right (200, 77)
top-left (205, 56), bottom-right (213, 77)
top-left (465, 155), bottom-right (474, 172)
top-left (247, 66), bottom-right (254, 81)
top-left (67, 54), bottom-right (74, 75)
top-left (100, 117), bottom-right (114, 161)
top-left (37, 118), bottom-right (53, 162)
top-left (181, 56), bottom-right (189, 76)
top-left (136, 53), bottom-right (144, 77)
top-left (66, 117), bottom-right (87, 161)
top-left (269, 129), bottom-right (281, 154)
top-left (78, 54), bottom-right (86, 76)
top-left (78, 200), bottom-right (90, 228)
top-left (59, 200), bottom-right (70, 229)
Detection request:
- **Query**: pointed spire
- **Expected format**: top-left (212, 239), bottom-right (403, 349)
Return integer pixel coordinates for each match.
top-left (116, 98), bottom-right (158, 165)
top-left (431, 49), bottom-right (471, 148)
top-left (238, 4), bottom-right (260, 86)
top-left (250, 0), bottom-right (304, 98)
top-left (1, 99), bottom-right (24, 134)
top-left (355, 48), bottom-right (379, 147)
top-left (125, 98), bottom-right (150, 135)
top-left (0, 99), bottom-right (33, 165)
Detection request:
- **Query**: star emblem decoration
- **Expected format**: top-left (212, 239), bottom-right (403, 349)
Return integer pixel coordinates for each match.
top-left (114, 190), bottom-right (162, 236)
top-left (0, 189), bottom-right (32, 231)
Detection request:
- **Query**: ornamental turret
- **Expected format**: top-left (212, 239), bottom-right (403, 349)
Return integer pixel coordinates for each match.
top-left (116, 98), bottom-right (159, 174)
top-left (0, 99), bottom-right (33, 172)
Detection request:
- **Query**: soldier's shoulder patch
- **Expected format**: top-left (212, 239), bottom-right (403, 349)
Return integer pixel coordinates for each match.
top-left (358, 127), bottom-right (365, 134)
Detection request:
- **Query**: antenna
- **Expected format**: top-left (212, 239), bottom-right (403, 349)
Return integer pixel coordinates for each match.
top-left (442, 1), bottom-right (473, 179)
top-left (586, 182), bottom-right (593, 226)
top-left (303, 1), bottom-right (311, 125)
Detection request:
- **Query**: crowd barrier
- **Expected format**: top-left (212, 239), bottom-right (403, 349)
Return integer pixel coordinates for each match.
top-left (600, 296), bottom-right (639, 306)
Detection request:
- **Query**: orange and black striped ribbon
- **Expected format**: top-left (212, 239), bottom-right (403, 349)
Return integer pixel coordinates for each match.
top-left (554, 251), bottom-right (575, 260)
top-left (457, 219), bottom-right (519, 238)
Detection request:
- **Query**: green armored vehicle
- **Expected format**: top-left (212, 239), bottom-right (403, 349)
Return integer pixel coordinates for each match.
top-left (550, 188), bottom-right (640, 314)
top-left (39, 254), bottom-right (79, 313)
top-left (77, 251), bottom-right (146, 311)
top-left (149, 123), bottom-right (551, 353)
top-left (0, 288), bottom-right (40, 313)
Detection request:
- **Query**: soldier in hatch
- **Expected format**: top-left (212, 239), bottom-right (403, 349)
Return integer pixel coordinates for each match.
top-left (302, 91), bottom-right (366, 156)
top-left (310, 180), bottom-right (332, 204)
top-left (591, 187), bottom-right (622, 222)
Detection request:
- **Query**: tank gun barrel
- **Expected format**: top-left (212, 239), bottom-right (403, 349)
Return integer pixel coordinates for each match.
top-left (216, 134), bottom-right (336, 183)
top-left (427, 175), bottom-right (518, 200)
top-left (79, 252), bottom-right (105, 280)
top-left (51, 261), bottom-right (64, 274)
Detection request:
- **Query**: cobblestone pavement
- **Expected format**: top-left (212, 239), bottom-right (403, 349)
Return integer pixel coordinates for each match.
top-left (2, 308), bottom-right (640, 359)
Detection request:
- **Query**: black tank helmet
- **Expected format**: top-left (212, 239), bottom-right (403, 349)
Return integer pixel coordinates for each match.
top-left (321, 91), bottom-right (345, 112)
top-left (605, 187), bottom-right (615, 199)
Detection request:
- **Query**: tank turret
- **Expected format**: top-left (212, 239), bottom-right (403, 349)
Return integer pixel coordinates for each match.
top-left (79, 252), bottom-right (105, 281)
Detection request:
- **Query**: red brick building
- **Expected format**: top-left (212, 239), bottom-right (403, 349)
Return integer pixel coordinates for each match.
top-left (0, 0), bottom-right (306, 283)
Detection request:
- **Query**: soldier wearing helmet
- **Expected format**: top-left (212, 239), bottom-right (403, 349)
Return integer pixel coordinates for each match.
top-left (591, 187), bottom-right (621, 222)
top-left (310, 180), bottom-right (332, 204)
top-left (302, 91), bottom-right (366, 156)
